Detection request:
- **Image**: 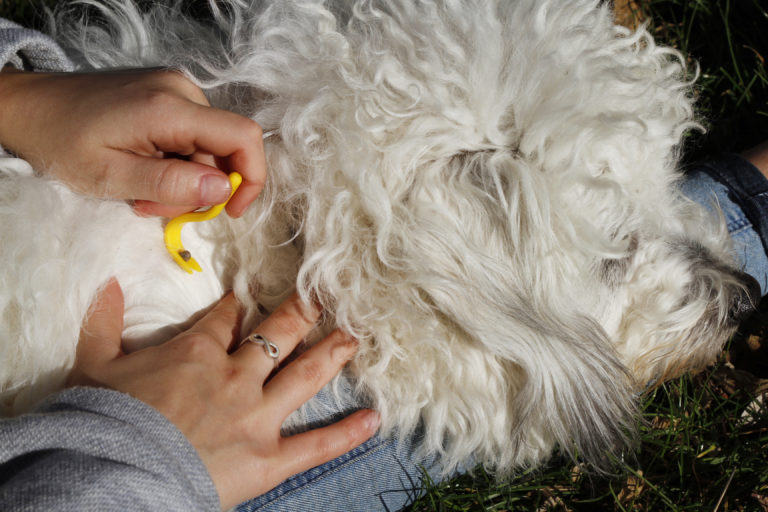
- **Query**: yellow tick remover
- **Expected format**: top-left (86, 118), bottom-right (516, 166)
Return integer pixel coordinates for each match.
top-left (164, 172), bottom-right (242, 273)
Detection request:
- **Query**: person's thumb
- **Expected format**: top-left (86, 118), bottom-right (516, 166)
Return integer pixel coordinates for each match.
top-left (114, 152), bottom-right (232, 208)
top-left (71, 278), bottom-right (126, 379)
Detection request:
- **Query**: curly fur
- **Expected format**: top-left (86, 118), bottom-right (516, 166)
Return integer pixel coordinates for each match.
top-left (0, 0), bottom-right (757, 476)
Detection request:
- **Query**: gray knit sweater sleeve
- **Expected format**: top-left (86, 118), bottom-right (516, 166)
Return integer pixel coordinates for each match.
top-left (0, 17), bottom-right (72, 71)
top-left (0, 387), bottom-right (220, 511)
top-left (0, 22), bottom-right (218, 510)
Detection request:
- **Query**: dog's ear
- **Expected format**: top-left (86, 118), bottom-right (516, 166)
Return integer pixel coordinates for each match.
top-left (503, 309), bottom-right (638, 471)
top-left (430, 287), bottom-right (639, 471)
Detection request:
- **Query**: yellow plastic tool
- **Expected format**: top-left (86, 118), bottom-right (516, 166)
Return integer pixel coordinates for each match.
top-left (164, 172), bottom-right (243, 273)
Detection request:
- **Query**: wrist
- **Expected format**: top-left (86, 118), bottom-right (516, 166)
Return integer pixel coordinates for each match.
top-left (0, 70), bottom-right (49, 155)
top-left (0, 66), bottom-right (30, 97)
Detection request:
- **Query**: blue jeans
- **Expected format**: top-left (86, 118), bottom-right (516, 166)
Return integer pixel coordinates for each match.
top-left (238, 154), bottom-right (768, 512)
top-left (681, 154), bottom-right (768, 294)
top-left (236, 377), bottom-right (451, 512)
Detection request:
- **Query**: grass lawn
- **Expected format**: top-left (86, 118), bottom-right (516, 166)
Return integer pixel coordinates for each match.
top-left (2, 0), bottom-right (767, 510)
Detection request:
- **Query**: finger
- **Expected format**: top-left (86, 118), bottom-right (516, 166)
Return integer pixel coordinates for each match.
top-left (263, 330), bottom-right (357, 419)
top-left (226, 180), bottom-right (263, 218)
top-left (190, 151), bottom-right (217, 169)
top-left (233, 293), bottom-right (320, 373)
top-left (273, 409), bottom-right (380, 482)
top-left (182, 292), bottom-right (242, 351)
top-left (113, 151), bottom-right (233, 206)
top-left (130, 149), bottom-right (227, 216)
top-left (75, 278), bottom-right (125, 371)
top-left (132, 200), bottom-right (198, 218)
top-left (130, 152), bottom-right (242, 216)
top-left (149, 103), bottom-right (267, 213)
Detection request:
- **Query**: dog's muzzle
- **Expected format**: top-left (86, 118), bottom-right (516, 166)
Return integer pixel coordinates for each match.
top-left (729, 271), bottom-right (762, 324)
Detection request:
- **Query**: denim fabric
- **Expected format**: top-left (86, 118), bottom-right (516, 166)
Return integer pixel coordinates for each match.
top-left (235, 378), bottom-right (449, 512)
top-left (236, 433), bottom-right (432, 512)
top-left (681, 154), bottom-right (768, 295)
top-left (239, 154), bottom-right (768, 512)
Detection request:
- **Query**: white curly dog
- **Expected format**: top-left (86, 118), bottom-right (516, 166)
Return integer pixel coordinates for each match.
top-left (0, 0), bottom-right (758, 475)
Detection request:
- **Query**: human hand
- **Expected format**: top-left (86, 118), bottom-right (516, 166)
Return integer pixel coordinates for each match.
top-left (0, 69), bottom-right (265, 217)
top-left (68, 280), bottom-right (379, 509)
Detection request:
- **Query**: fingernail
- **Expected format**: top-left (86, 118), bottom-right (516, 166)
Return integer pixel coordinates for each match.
top-left (200, 174), bottom-right (231, 204)
top-left (131, 201), bottom-right (152, 218)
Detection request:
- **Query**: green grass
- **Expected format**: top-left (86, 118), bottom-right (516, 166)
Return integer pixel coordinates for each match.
top-left (2, 0), bottom-right (767, 509)
top-left (407, 355), bottom-right (768, 511)
top-left (637, 0), bottom-right (768, 162)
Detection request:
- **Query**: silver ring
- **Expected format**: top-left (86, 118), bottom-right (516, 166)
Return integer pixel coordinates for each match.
top-left (243, 333), bottom-right (280, 369)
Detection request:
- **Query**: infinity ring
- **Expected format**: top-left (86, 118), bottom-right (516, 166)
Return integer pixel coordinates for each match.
top-left (243, 333), bottom-right (280, 369)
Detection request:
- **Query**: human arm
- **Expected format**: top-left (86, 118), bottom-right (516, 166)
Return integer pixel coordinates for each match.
top-left (0, 387), bottom-right (220, 511)
top-left (0, 282), bottom-right (379, 510)
top-left (0, 18), bottom-right (264, 217)
top-left (0, 68), bottom-right (265, 217)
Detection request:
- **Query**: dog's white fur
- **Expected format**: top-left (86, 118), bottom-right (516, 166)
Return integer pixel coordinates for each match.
top-left (0, 0), bottom-right (756, 475)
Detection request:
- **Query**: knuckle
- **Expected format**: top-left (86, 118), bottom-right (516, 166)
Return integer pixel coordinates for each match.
top-left (312, 436), bottom-right (335, 461)
top-left (296, 358), bottom-right (324, 386)
top-left (179, 334), bottom-right (218, 360)
top-left (142, 88), bottom-right (178, 112)
top-left (158, 69), bottom-right (189, 87)
top-left (341, 415), bottom-right (372, 450)
top-left (268, 306), bottom-right (308, 339)
top-left (204, 309), bottom-right (240, 340)
top-left (241, 119), bottom-right (264, 141)
top-left (327, 331), bottom-right (358, 364)
top-left (152, 160), bottom-right (191, 204)
top-left (150, 161), bottom-right (174, 201)
top-left (311, 423), bottom-right (360, 461)
top-left (213, 301), bottom-right (240, 325)
top-left (162, 70), bottom-right (209, 104)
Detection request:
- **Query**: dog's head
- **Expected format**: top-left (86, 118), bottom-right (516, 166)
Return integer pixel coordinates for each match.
top-left (312, 142), bottom-right (758, 472)
top-left (409, 147), bottom-right (760, 392)
top-left (598, 230), bottom-right (759, 386)
top-left (260, 0), bottom-right (760, 471)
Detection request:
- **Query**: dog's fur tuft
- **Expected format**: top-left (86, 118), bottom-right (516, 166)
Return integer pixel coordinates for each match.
top-left (0, 0), bottom-right (756, 475)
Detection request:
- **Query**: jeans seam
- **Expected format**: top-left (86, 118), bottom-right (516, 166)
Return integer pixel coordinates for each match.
top-left (727, 217), bottom-right (751, 232)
